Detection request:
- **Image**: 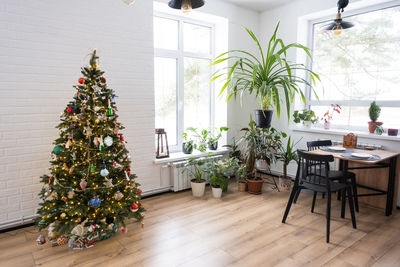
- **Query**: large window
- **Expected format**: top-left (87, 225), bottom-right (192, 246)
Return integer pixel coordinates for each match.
top-left (154, 13), bottom-right (215, 151)
top-left (309, 4), bottom-right (400, 130)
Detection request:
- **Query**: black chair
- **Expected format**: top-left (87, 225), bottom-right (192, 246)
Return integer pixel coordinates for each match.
top-left (293, 140), bottom-right (359, 212)
top-left (282, 150), bottom-right (357, 243)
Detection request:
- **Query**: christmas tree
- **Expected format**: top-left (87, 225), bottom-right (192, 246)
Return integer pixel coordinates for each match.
top-left (36, 50), bottom-right (144, 249)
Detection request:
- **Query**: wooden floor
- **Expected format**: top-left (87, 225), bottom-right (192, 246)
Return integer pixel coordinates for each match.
top-left (2, 181), bottom-right (400, 267)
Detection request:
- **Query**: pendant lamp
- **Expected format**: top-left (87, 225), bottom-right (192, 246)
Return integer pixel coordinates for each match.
top-left (323, 0), bottom-right (354, 35)
top-left (168, 0), bottom-right (205, 13)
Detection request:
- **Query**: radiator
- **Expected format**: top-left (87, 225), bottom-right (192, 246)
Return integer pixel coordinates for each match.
top-left (169, 155), bottom-right (224, 192)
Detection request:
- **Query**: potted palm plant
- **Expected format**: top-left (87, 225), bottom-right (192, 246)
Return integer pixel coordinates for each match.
top-left (368, 101), bottom-right (382, 133)
top-left (211, 23), bottom-right (319, 128)
top-left (183, 158), bottom-right (206, 197)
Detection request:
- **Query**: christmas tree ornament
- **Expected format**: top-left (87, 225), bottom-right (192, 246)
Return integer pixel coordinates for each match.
top-left (100, 161), bottom-right (109, 177)
top-left (65, 139), bottom-right (72, 148)
top-left (53, 146), bottom-right (62, 155)
top-left (76, 217), bottom-right (81, 223)
top-left (93, 136), bottom-right (99, 146)
top-left (83, 126), bottom-right (93, 136)
top-left (80, 180), bottom-right (87, 190)
top-left (114, 191), bottom-right (124, 200)
top-left (113, 160), bottom-right (122, 168)
top-left (57, 235), bottom-right (68, 246)
top-left (124, 170), bottom-right (130, 181)
top-left (90, 164), bottom-right (95, 173)
top-left (104, 178), bottom-right (114, 188)
top-left (85, 241), bottom-right (94, 249)
top-left (67, 191), bottom-right (75, 199)
top-left (38, 220), bottom-right (46, 228)
top-left (60, 213), bottom-right (66, 219)
top-left (63, 163), bottom-right (69, 171)
top-left (69, 166), bottom-right (74, 174)
top-left (104, 136), bottom-right (113, 147)
top-left (130, 203), bottom-right (138, 212)
top-left (66, 107), bottom-right (73, 114)
top-left (89, 197), bottom-right (101, 207)
top-left (138, 188), bottom-right (142, 194)
top-left (120, 227), bottom-right (128, 234)
top-left (99, 136), bottom-right (105, 152)
top-left (78, 78), bottom-right (86, 84)
top-left (61, 196), bottom-right (67, 202)
top-left (68, 238), bottom-right (75, 249)
top-left (36, 235), bottom-right (46, 245)
top-left (49, 231), bottom-right (58, 240)
top-left (94, 106), bottom-right (101, 112)
top-left (101, 77), bottom-right (107, 83)
top-left (126, 168), bottom-right (131, 175)
top-left (119, 134), bottom-right (125, 142)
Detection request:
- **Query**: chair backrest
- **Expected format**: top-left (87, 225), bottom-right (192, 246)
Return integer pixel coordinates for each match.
top-left (296, 150), bottom-right (334, 189)
top-left (307, 140), bottom-right (332, 151)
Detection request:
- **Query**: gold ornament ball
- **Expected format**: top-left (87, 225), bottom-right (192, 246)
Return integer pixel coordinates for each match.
top-left (49, 231), bottom-right (58, 240)
top-left (60, 213), bottom-right (66, 219)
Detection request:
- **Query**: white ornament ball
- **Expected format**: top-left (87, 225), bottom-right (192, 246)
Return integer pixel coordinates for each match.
top-left (100, 168), bottom-right (109, 177)
top-left (104, 136), bottom-right (113, 147)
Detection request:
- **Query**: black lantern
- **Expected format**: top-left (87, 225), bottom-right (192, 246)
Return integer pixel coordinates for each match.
top-left (323, 0), bottom-right (354, 35)
top-left (168, 0), bottom-right (205, 13)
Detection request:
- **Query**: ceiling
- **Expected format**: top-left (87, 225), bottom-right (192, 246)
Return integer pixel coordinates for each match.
top-left (221, 0), bottom-right (296, 11)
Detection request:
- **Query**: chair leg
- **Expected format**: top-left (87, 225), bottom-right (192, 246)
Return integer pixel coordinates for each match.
top-left (347, 187), bottom-right (357, 229)
top-left (341, 189), bottom-right (346, 218)
top-left (293, 187), bottom-right (301, 204)
top-left (337, 190), bottom-right (341, 200)
top-left (311, 191), bottom-right (317, 213)
top-left (326, 191), bottom-right (331, 243)
top-left (322, 193), bottom-right (325, 199)
top-left (350, 176), bottom-right (359, 212)
top-left (282, 185), bottom-right (298, 223)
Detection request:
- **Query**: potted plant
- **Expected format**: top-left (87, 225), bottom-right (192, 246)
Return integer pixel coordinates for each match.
top-left (368, 101), bottom-right (382, 133)
top-left (186, 127), bottom-right (208, 152)
top-left (224, 137), bottom-right (242, 162)
top-left (203, 157), bottom-right (239, 192)
top-left (277, 136), bottom-right (300, 181)
top-left (255, 127), bottom-right (285, 171)
top-left (211, 23), bottom-right (319, 128)
top-left (293, 109), bottom-right (319, 128)
top-left (209, 176), bottom-right (225, 198)
top-left (239, 117), bottom-right (285, 194)
top-left (207, 126), bottom-right (229, 150)
top-left (182, 131), bottom-right (194, 154)
top-left (183, 158), bottom-right (206, 197)
top-left (322, 104), bottom-right (341, 130)
top-left (237, 164), bottom-right (247, 192)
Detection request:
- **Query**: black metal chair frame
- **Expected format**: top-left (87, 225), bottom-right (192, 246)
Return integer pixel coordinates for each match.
top-left (282, 150), bottom-right (357, 243)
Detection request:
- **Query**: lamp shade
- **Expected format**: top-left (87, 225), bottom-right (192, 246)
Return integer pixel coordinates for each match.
top-left (168, 0), bottom-right (205, 9)
top-left (323, 19), bottom-right (354, 30)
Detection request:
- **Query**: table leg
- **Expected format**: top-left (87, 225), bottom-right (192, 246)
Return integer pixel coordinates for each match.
top-left (386, 157), bottom-right (397, 216)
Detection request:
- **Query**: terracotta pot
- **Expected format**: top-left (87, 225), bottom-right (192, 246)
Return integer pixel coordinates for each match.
top-left (238, 182), bottom-right (247, 192)
top-left (246, 178), bottom-right (264, 195)
top-left (368, 121), bottom-right (383, 133)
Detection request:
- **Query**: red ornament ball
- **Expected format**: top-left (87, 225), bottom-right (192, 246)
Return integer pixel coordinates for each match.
top-left (130, 203), bottom-right (138, 211)
top-left (66, 107), bottom-right (73, 114)
top-left (101, 77), bottom-right (107, 83)
top-left (120, 227), bottom-right (128, 234)
top-left (78, 78), bottom-right (85, 84)
top-left (138, 189), bottom-right (142, 194)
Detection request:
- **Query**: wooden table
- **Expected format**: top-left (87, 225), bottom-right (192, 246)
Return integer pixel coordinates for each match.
top-left (309, 146), bottom-right (400, 216)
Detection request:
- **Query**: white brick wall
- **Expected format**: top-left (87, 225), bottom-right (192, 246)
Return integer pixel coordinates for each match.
top-left (0, 0), bottom-right (157, 227)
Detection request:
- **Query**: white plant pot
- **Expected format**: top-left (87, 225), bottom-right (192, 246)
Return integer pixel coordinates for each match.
top-left (212, 187), bottom-right (222, 198)
top-left (256, 159), bottom-right (268, 171)
top-left (303, 121), bottom-right (312, 128)
top-left (191, 181), bottom-right (206, 197)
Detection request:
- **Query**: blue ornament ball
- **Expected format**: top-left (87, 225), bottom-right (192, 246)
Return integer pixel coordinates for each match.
top-left (89, 197), bottom-right (101, 208)
top-left (53, 146), bottom-right (62, 155)
top-left (100, 168), bottom-right (109, 177)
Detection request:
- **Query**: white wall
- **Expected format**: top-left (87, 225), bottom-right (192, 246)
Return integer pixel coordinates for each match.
top-left (0, 0), bottom-right (260, 228)
top-left (258, 0), bottom-right (400, 205)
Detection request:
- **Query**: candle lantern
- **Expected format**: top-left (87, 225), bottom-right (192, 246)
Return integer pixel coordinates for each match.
top-left (155, 128), bottom-right (169, 159)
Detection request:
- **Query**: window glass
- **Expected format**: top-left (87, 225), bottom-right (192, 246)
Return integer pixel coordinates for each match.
top-left (154, 17), bottom-right (178, 50)
top-left (183, 23), bottom-right (211, 54)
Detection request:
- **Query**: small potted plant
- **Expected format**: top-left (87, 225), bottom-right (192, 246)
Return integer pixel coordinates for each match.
top-left (277, 136), bottom-right (300, 184)
top-left (186, 127), bottom-right (208, 152)
top-left (322, 104), bottom-right (341, 130)
top-left (183, 158), bottom-right (206, 197)
top-left (207, 127), bottom-right (229, 150)
top-left (209, 175), bottom-right (225, 198)
top-left (203, 157), bottom-right (239, 192)
top-left (368, 101), bottom-right (382, 133)
top-left (236, 164), bottom-right (247, 192)
top-left (182, 131), bottom-right (194, 154)
top-left (293, 109), bottom-right (319, 128)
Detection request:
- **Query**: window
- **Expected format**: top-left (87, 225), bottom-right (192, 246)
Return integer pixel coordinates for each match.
top-left (309, 4), bottom-right (400, 130)
top-left (154, 13), bottom-right (215, 151)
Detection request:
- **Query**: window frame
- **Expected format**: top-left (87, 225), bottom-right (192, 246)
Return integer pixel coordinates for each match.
top-left (305, 1), bottom-right (400, 130)
top-left (154, 11), bottom-right (216, 152)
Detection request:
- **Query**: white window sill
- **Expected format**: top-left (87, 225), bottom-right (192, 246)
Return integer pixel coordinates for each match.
top-left (290, 125), bottom-right (400, 142)
top-left (153, 148), bottom-right (230, 165)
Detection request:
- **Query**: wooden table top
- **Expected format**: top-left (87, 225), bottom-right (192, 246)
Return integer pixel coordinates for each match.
top-left (308, 146), bottom-right (400, 164)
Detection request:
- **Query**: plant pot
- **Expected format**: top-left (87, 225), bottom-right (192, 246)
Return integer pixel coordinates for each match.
top-left (182, 142), bottom-right (193, 154)
top-left (303, 121), bottom-right (312, 128)
top-left (324, 120), bottom-right (331, 130)
top-left (254, 109), bottom-right (273, 128)
top-left (388, 128), bottom-right (398, 136)
top-left (238, 182), bottom-right (247, 192)
top-left (255, 159), bottom-right (268, 171)
top-left (208, 142), bottom-right (218, 150)
top-left (246, 178), bottom-right (264, 195)
top-left (368, 121), bottom-right (383, 133)
top-left (191, 179), bottom-right (206, 197)
top-left (212, 187), bottom-right (222, 198)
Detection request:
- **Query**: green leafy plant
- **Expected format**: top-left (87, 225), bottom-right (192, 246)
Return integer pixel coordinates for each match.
top-left (207, 126), bottom-right (229, 145)
top-left (369, 101), bottom-right (381, 122)
top-left (182, 158), bottom-right (206, 183)
top-left (209, 175), bottom-right (227, 189)
top-left (236, 164), bottom-right (247, 183)
top-left (182, 131), bottom-right (194, 153)
top-left (239, 116), bottom-right (285, 179)
top-left (277, 136), bottom-right (301, 179)
top-left (293, 109), bottom-right (319, 124)
top-left (186, 127), bottom-right (208, 152)
top-left (210, 23), bottom-right (319, 120)
top-left (203, 157), bottom-right (240, 191)
top-left (223, 137), bottom-right (242, 162)
top-left (374, 125), bottom-right (384, 135)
